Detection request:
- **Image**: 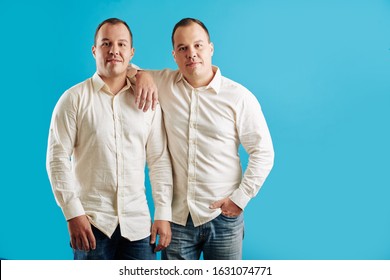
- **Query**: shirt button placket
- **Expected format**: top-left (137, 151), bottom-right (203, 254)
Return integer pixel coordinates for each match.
top-left (113, 95), bottom-right (124, 220)
top-left (187, 89), bottom-right (198, 214)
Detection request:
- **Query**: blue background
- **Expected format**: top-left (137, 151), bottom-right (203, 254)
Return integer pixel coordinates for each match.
top-left (0, 0), bottom-right (389, 260)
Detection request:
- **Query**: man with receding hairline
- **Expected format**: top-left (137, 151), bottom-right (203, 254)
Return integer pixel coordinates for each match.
top-left (47, 18), bottom-right (172, 260)
top-left (132, 18), bottom-right (274, 260)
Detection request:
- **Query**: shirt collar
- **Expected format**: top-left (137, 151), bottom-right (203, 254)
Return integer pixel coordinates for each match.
top-left (92, 72), bottom-right (133, 95)
top-left (175, 66), bottom-right (222, 94)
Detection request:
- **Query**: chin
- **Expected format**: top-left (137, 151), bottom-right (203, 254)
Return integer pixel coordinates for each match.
top-left (110, 68), bottom-right (126, 75)
top-left (190, 68), bottom-right (203, 76)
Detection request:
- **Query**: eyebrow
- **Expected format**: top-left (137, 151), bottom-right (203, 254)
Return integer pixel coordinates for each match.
top-left (100, 38), bottom-right (129, 43)
top-left (176, 40), bottom-right (204, 49)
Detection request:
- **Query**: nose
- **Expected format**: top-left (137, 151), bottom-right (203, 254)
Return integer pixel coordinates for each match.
top-left (186, 47), bottom-right (196, 59)
top-left (109, 45), bottom-right (119, 55)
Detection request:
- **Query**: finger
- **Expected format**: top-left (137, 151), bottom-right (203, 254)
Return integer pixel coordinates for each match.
top-left (87, 230), bottom-right (96, 250)
top-left (76, 237), bottom-right (83, 251)
top-left (154, 244), bottom-right (165, 252)
top-left (152, 99), bottom-right (157, 111)
top-left (82, 238), bottom-right (90, 252)
top-left (81, 234), bottom-right (90, 252)
top-left (223, 210), bottom-right (233, 216)
top-left (138, 91), bottom-right (147, 110)
top-left (134, 88), bottom-right (142, 106)
top-left (152, 100), bottom-right (158, 111)
top-left (70, 237), bottom-right (77, 250)
top-left (223, 201), bottom-right (242, 215)
top-left (143, 100), bottom-right (151, 112)
top-left (221, 205), bottom-right (233, 215)
top-left (209, 200), bottom-right (223, 209)
top-left (151, 90), bottom-right (158, 111)
top-left (142, 91), bottom-right (153, 112)
top-left (166, 232), bottom-right (172, 245)
top-left (155, 233), bottom-right (171, 252)
top-left (222, 206), bottom-right (242, 217)
top-left (150, 227), bottom-right (157, 245)
top-left (158, 232), bottom-right (168, 248)
top-left (138, 99), bottom-right (146, 110)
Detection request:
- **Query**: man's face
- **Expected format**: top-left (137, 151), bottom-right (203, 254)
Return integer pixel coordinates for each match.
top-left (92, 23), bottom-right (134, 80)
top-left (172, 23), bottom-right (214, 84)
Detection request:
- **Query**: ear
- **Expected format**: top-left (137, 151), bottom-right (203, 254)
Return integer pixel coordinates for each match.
top-left (210, 42), bottom-right (214, 57)
top-left (172, 49), bottom-right (177, 63)
top-left (129, 47), bottom-right (135, 60)
top-left (92, 45), bottom-right (96, 58)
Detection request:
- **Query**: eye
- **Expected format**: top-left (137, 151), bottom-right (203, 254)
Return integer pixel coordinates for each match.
top-left (119, 43), bottom-right (126, 47)
top-left (178, 46), bottom-right (186, 52)
top-left (101, 42), bottom-right (110, 47)
top-left (195, 43), bottom-right (202, 48)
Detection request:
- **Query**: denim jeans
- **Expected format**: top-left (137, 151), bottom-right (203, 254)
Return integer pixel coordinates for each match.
top-left (162, 214), bottom-right (244, 260)
top-left (73, 225), bottom-right (156, 260)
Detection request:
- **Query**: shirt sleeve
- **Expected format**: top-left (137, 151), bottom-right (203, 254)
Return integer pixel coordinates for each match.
top-left (230, 90), bottom-right (275, 210)
top-left (146, 105), bottom-right (173, 221)
top-left (46, 90), bottom-right (85, 220)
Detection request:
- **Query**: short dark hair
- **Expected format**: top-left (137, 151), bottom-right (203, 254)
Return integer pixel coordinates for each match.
top-left (171, 18), bottom-right (210, 47)
top-left (94, 18), bottom-right (133, 47)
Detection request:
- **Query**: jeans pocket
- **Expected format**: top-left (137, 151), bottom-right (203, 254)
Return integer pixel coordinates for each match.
top-left (219, 213), bottom-right (241, 221)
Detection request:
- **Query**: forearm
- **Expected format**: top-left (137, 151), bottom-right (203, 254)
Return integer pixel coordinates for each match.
top-left (232, 93), bottom-right (275, 209)
top-left (46, 92), bottom-right (84, 220)
top-left (148, 149), bottom-right (173, 221)
top-left (149, 161), bottom-right (173, 221)
top-left (127, 64), bottom-right (159, 111)
top-left (230, 140), bottom-right (274, 209)
top-left (146, 107), bottom-right (173, 221)
top-left (47, 137), bottom-right (85, 220)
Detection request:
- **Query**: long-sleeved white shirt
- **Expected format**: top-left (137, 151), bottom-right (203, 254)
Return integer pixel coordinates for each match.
top-left (149, 67), bottom-right (274, 227)
top-left (46, 73), bottom-right (172, 241)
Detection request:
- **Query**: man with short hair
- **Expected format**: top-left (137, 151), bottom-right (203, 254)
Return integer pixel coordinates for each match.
top-left (47, 18), bottom-right (172, 260)
top-left (133, 18), bottom-right (274, 260)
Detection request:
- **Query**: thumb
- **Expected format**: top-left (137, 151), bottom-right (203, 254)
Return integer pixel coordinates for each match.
top-left (134, 88), bottom-right (141, 105)
top-left (150, 226), bottom-right (157, 244)
top-left (209, 199), bottom-right (223, 209)
top-left (87, 229), bottom-right (96, 250)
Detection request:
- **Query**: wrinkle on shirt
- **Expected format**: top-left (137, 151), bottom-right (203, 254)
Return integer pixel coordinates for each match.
top-left (47, 73), bottom-right (173, 241)
top-left (150, 66), bottom-right (274, 227)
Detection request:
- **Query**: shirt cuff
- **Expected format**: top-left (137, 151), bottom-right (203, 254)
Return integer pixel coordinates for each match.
top-left (61, 199), bottom-right (85, 221)
top-left (154, 206), bottom-right (172, 222)
top-left (126, 63), bottom-right (141, 80)
top-left (129, 63), bottom-right (141, 70)
top-left (229, 187), bottom-right (251, 210)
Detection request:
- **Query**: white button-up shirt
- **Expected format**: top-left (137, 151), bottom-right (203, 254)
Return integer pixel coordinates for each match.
top-left (46, 73), bottom-right (172, 241)
top-left (150, 67), bottom-right (274, 227)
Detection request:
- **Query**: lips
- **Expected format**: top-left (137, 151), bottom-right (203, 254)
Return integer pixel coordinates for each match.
top-left (186, 62), bottom-right (200, 67)
top-left (107, 59), bottom-right (123, 63)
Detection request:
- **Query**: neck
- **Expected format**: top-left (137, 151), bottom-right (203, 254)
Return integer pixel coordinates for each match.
top-left (99, 72), bottom-right (127, 95)
top-left (186, 69), bottom-right (215, 88)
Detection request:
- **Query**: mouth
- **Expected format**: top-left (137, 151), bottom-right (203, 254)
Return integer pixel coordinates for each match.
top-left (106, 59), bottom-right (123, 64)
top-left (186, 62), bottom-right (201, 68)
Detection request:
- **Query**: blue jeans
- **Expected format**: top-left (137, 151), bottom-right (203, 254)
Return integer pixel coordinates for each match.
top-left (73, 225), bottom-right (156, 260)
top-left (162, 214), bottom-right (244, 260)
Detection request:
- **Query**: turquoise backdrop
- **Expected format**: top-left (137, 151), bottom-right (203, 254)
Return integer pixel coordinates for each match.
top-left (0, 0), bottom-right (389, 259)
